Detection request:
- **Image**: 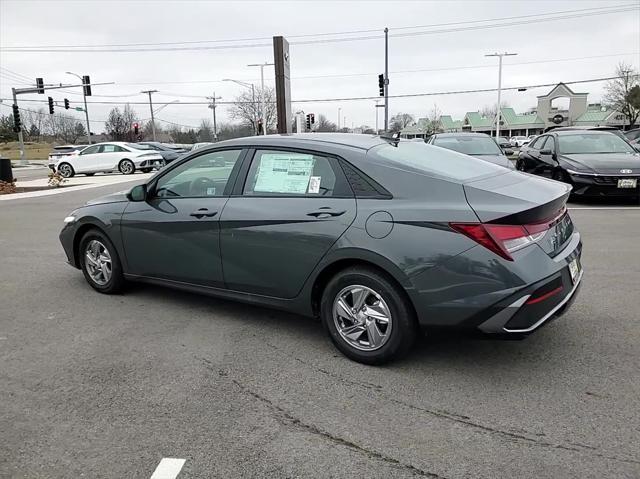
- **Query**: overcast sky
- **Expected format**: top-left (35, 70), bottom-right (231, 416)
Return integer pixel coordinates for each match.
top-left (1, 0), bottom-right (639, 133)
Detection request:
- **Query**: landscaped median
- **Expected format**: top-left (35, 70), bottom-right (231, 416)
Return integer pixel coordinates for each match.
top-left (0, 172), bottom-right (154, 201)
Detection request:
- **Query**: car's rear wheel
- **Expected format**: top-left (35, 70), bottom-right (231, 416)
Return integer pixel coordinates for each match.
top-left (320, 266), bottom-right (417, 365)
top-left (57, 162), bottom-right (74, 178)
top-left (79, 229), bottom-right (125, 294)
top-left (119, 159), bottom-right (135, 175)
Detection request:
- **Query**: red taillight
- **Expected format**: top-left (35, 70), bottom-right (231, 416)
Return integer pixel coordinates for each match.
top-left (525, 285), bottom-right (564, 305)
top-left (450, 222), bottom-right (551, 261)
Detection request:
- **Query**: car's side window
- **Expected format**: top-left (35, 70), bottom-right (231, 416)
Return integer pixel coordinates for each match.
top-left (243, 149), bottom-right (339, 197)
top-left (102, 145), bottom-right (118, 153)
top-left (80, 145), bottom-right (100, 155)
top-left (154, 149), bottom-right (242, 198)
top-left (542, 136), bottom-right (555, 152)
top-left (529, 137), bottom-right (543, 150)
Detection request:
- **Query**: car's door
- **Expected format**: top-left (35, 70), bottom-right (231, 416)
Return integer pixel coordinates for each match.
top-left (97, 144), bottom-right (126, 170)
top-left (120, 148), bottom-right (245, 287)
top-left (74, 144), bottom-right (102, 172)
top-left (519, 135), bottom-right (546, 172)
top-left (219, 148), bottom-right (357, 298)
top-left (537, 136), bottom-right (558, 178)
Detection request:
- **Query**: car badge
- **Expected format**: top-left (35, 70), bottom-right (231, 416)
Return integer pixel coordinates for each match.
top-left (620, 169), bottom-right (632, 174)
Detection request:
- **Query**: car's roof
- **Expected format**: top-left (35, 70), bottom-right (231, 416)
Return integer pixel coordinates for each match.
top-left (552, 129), bottom-right (622, 136)
top-left (217, 133), bottom-right (389, 151)
top-left (432, 132), bottom-right (491, 139)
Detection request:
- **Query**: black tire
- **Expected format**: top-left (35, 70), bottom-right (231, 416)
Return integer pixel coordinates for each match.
top-left (515, 159), bottom-right (525, 171)
top-left (85, 173), bottom-right (95, 176)
top-left (320, 266), bottom-right (417, 365)
top-left (79, 229), bottom-right (125, 294)
top-left (140, 168), bottom-right (152, 173)
top-left (552, 169), bottom-right (570, 183)
top-left (57, 162), bottom-right (75, 178)
top-left (119, 159), bottom-right (135, 175)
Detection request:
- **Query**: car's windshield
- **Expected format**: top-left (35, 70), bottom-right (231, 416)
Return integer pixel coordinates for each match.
top-left (432, 136), bottom-right (502, 155)
top-left (372, 141), bottom-right (505, 181)
top-left (558, 133), bottom-right (636, 154)
top-left (125, 143), bottom-right (154, 150)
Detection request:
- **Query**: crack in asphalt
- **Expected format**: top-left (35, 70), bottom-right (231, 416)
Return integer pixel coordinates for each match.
top-left (257, 344), bottom-right (640, 467)
top-left (225, 372), bottom-right (447, 479)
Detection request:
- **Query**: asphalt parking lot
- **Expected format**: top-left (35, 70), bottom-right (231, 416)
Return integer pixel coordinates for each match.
top-left (1, 180), bottom-right (639, 479)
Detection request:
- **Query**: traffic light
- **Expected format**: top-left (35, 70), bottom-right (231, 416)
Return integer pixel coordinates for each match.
top-left (310, 113), bottom-right (315, 125)
top-left (82, 75), bottom-right (92, 96)
top-left (64, 98), bottom-right (70, 110)
top-left (133, 123), bottom-right (139, 135)
top-left (12, 104), bottom-right (21, 132)
top-left (36, 77), bottom-right (44, 94)
top-left (305, 114), bottom-right (312, 130)
top-left (378, 74), bottom-right (385, 97)
top-left (48, 97), bottom-right (54, 114)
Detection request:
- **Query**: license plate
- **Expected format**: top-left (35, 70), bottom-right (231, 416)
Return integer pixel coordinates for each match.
top-left (568, 258), bottom-right (581, 284)
top-left (617, 178), bottom-right (637, 188)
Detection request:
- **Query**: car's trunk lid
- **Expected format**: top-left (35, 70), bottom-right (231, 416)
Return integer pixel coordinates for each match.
top-left (463, 171), bottom-right (573, 256)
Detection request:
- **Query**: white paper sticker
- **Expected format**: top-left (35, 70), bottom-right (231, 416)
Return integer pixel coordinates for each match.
top-left (206, 187), bottom-right (216, 196)
top-left (253, 153), bottom-right (315, 194)
top-left (308, 176), bottom-right (321, 194)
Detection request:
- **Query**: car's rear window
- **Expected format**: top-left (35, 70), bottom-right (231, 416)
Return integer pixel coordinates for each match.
top-left (370, 141), bottom-right (505, 181)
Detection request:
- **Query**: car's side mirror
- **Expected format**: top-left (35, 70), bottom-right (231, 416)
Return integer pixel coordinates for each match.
top-left (540, 149), bottom-right (552, 155)
top-left (504, 149), bottom-right (514, 156)
top-left (128, 184), bottom-right (147, 202)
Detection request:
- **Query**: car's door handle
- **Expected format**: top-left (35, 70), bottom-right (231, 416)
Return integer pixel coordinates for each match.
top-left (190, 208), bottom-right (218, 218)
top-left (306, 210), bottom-right (346, 218)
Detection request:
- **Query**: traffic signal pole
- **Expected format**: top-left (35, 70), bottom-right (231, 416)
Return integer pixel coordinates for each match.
top-left (12, 88), bottom-right (26, 165)
top-left (142, 90), bottom-right (158, 141)
top-left (384, 27), bottom-right (389, 132)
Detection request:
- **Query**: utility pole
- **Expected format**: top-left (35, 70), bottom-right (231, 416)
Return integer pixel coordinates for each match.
top-left (485, 52), bottom-right (517, 138)
top-left (141, 90), bottom-right (158, 141)
top-left (337, 107), bottom-right (342, 130)
top-left (223, 79), bottom-right (257, 135)
top-left (207, 92), bottom-right (221, 141)
top-left (384, 27), bottom-right (389, 132)
top-left (66, 72), bottom-right (91, 144)
top-left (248, 62), bottom-right (274, 135)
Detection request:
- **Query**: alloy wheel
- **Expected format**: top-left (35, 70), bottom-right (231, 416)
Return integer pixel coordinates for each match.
top-left (58, 163), bottom-right (73, 178)
top-left (332, 285), bottom-right (392, 351)
top-left (84, 240), bottom-right (112, 286)
top-left (120, 160), bottom-right (134, 174)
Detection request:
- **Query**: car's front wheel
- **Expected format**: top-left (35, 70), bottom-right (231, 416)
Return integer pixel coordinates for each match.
top-left (57, 162), bottom-right (75, 178)
top-left (320, 266), bottom-right (417, 365)
top-left (119, 159), bottom-right (135, 175)
top-left (79, 229), bottom-right (125, 294)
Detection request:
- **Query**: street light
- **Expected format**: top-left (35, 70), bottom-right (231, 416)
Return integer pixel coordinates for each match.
top-left (66, 71), bottom-right (91, 144)
top-left (247, 62), bottom-right (274, 136)
top-left (484, 52), bottom-right (517, 138)
top-left (223, 78), bottom-right (257, 135)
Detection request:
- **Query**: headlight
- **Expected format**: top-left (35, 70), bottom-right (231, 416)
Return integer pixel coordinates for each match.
top-left (566, 169), bottom-right (597, 177)
top-left (63, 215), bottom-right (77, 224)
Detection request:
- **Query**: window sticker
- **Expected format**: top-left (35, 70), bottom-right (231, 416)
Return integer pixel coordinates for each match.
top-left (308, 176), bottom-right (321, 194)
top-left (253, 153), bottom-right (315, 194)
top-left (206, 187), bottom-right (216, 196)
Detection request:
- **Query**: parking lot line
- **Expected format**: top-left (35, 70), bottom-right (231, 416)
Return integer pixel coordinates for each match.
top-left (149, 458), bottom-right (186, 479)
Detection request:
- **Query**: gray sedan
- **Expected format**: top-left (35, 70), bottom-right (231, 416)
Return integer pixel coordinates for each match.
top-left (60, 134), bottom-right (582, 364)
top-left (427, 132), bottom-right (515, 169)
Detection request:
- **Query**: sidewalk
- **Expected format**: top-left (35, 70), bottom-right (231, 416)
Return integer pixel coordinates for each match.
top-left (0, 172), bottom-right (153, 202)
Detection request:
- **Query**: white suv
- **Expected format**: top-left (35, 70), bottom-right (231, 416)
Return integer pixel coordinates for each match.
top-left (53, 142), bottom-right (164, 178)
top-left (509, 136), bottom-right (530, 148)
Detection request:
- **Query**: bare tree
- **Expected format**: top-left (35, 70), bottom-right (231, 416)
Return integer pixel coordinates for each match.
top-left (315, 114), bottom-right (337, 132)
top-left (105, 104), bottom-right (139, 141)
top-left (227, 86), bottom-right (277, 134)
top-left (21, 108), bottom-right (47, 142)
top-left (425, 104), bottom-right (442, 134)
top-left (480, 101), bottom-right (510, 120)
top-left (604, 63), bottom-right (640, 128)
top-left (389, 113), bottom-right (415, 133)
top-left (45, 114), bottom-right (85, 144)
top-left (198, 119), bottom-right (214, 141)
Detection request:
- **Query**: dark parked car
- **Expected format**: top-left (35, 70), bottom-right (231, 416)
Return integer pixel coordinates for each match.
top-left (517, 130), bottom-right (640, 199)
top-left (60, 134), bottom-right (582, 364)
top-left (135, 141), bottom-right (187, 165)
top-left (426, 132), bottom-right (514, 169)
top-left (624, 128), bottom-right (640, 145)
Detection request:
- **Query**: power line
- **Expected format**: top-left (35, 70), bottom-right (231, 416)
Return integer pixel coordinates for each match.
top-left (2, 75), bottom-right (629, 106)
top-left (2, 5), bottom-right (636, 53)
top-left (0, 102), bottom-right (106, 123)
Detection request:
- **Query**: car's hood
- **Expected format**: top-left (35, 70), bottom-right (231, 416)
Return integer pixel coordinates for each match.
top-left (561, 153), bottom-right (640, 173)
top-left (85, 190), bottom-right (129, 206)
top-left (468, 154), bottom-right (513, 169)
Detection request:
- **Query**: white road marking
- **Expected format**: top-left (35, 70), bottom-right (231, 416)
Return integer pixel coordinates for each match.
top-left (150, 458), bottom-right (186, 479)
